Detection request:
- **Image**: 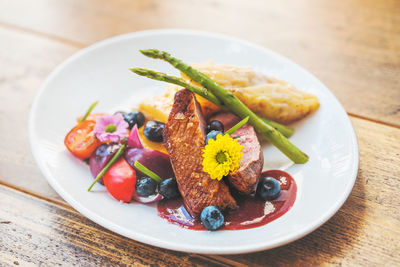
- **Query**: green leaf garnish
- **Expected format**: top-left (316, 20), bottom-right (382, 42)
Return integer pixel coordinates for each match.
top-left (87, 144), bottom-right (125, 191)
top-left (134, 161), bottom-right (162, 183)
top-left (225, 116), bottom-right (249, 135)
top-left (80, 101), bottom-right (99, 122)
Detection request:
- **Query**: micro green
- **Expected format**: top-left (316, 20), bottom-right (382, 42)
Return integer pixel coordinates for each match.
top-left (80, 101), bottom-right (99, 122)
top-left (134, 161), bottom-right (162, 183)
top-left (87, 144), bottom-right (125, 191)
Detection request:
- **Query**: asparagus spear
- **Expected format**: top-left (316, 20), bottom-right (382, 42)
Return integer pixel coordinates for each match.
top-left (261, 118), bottom-right (293, 138)
top-left (130, 68), bottom-right (223, 107)
top-left (130, 68), bottom-right (294, 137)
top-left (139, 49), bottom-right (308, 163)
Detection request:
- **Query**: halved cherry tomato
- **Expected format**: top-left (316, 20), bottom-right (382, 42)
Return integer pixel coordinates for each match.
top-left (64, 120), bottom-right (101, 159)
top-left (76, 113), bottom-right (106, 123)
top-left (103, 158), bottom-right (136, 202)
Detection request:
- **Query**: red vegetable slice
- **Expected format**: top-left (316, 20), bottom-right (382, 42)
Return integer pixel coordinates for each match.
top-left (64, 120), bottom-right (101, 159)
top-left (128, 124), bottom-right (144, 149)
top-left (103, 158), bottom-right (136, 202)
top-left (125, 147), bottom-right (174, 179)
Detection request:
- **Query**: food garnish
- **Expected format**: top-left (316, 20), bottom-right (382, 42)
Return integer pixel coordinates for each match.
top-left (202, 133), bottom-right (243, 181)
top-left (120, 111), bottom-right (145, 130)
top-left (256, 177), bottom-right (281, 200)
top-left (133, 161), bottom-right (162, 183)
top-left (125, 147), bottom-right (174, 179)
top-left (103, 157), bottom-right (136, 202)
top-left (207, 120), bottom-right (224, 133)
top-left (64, 101), bottom-right (102, 159)
top-left (200, 206), bottom-right (225, 231)
top-left (127, 124), bottom-right (144, 149)
top-left (89, 142), bottom-right (122, 184)
top-left (205, 130), bottom-right (224, 145)
top-left (136, 177), bottom-right (158, 197)
top-left (88, 144), bottom-right (126, 191)
top-left (80, 101), bottom-right (98, 122)
top-left (132, 49), bottom-right (308, 163)
top-left (131, 68), bottom-right (294, 138)
top-left (143, 120), bottom-right (165, 142)
top-left (94, 113), bottom-right (129, 142)
top-left (158, 178), bottom-right (180, 199)
top-left (138, 124), bottom-right (168, 154)
top-left (64, 120), bottom-right (101, 160)
top-left (225, 116), bottom-right (249, 135)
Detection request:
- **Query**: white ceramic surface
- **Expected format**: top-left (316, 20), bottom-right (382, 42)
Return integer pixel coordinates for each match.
top-left (29, 29), bottom-right (358, 254)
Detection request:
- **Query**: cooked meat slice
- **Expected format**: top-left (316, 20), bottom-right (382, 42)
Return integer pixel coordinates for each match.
top-left (163, 90), bottom-right (237, 216)
top-left (209, 112), bottom-right (263, 194)
top-left (208, 111), bottom-right (240, 130)
top-left (229, 124), bottom-right (263, 194)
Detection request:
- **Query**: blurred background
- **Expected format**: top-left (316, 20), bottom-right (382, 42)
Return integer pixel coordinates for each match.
top-left (1, 0), bottom-right (399, 123)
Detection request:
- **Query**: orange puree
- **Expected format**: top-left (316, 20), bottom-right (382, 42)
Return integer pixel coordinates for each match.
top-left (138, 123), bottom-right (168, 154)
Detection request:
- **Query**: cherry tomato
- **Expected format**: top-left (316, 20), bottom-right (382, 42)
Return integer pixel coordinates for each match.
top-left (103, 158), bottom-right (136, 202)
top-left (64, 120), bottom-right (101, 159)
top-left (76, 113), bottom-right (106, 123)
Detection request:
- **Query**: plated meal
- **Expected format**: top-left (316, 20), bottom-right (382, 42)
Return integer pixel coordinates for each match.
top-left (30, 29), bottom-right (358, 253)
top-left (64, 49), bottom-right (319, 231)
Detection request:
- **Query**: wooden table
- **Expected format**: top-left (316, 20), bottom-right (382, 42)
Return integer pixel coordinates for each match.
top-left (0, 0), bottom-right (399, 266)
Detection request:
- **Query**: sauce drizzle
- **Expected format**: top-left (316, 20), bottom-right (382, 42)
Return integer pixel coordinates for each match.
top-left (157, 170), bottom-right (297, 230)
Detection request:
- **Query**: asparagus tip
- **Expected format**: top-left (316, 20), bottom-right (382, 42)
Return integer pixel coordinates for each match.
top-left (139, 49), bottom-right (162, 58)
top-left (130, 68), bottom-right (150, 77)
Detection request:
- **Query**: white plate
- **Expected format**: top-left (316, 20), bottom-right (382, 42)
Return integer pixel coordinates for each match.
top-left (29, 29), bottom-right (358, 254)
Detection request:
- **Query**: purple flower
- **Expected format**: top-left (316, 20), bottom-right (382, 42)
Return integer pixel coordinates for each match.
top-left (94, 113), bottom-right (129, 143)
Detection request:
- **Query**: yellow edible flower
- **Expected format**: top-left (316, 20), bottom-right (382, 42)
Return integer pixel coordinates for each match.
top-left (202, 133), bottom-right (243, 180)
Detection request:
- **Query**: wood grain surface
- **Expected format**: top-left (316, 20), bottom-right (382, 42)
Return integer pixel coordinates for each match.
top-left (0, 0), bottom-right (399, 265)
top-left (0, 0), bottom-right (399, 126)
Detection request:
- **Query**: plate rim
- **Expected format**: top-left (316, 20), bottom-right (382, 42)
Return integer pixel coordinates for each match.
top-left (29, 28), bottom-right (359, 254)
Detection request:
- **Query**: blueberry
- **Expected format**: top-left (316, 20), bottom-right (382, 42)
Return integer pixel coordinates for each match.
top-left (123, 111), bottom-right (145, 129)
top-left (205, 130), bottom-right (224, 145)
top-left (207, 120), bottom-right (224, 133)
top-left (95, 143), bottom-right (121, 158)
top-left (135, 178), bottom-right (157, 197)
top-left (144, 121), bottom-right (164, 142)
top-left (200, 206), bottom-right (224, 231)
top-left (256, 177), bottom-right (281, 200)
top-left (158, 178), bottom-right (180, 199)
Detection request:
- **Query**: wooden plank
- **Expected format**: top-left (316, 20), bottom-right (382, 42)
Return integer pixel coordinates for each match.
top-left (0, 0), bottom-right (399, 125)
top-left (0, 185), bottom-right (236, 267)
top-left (0, 26), bottom-right (79, 201)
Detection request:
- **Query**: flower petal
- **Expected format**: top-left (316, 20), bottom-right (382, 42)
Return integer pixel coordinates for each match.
top-left (202, 133), bottom-right (243, 180)
top-left (94, 113), bottom-right (129, 143)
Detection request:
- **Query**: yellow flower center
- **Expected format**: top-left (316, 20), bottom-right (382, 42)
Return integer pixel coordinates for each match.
top-left (202, 134), bottom-right (244, 181)
top-left (216, 151), bottom-right (228, 164)
top-left (105, 124), bottom-right (117, 133)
